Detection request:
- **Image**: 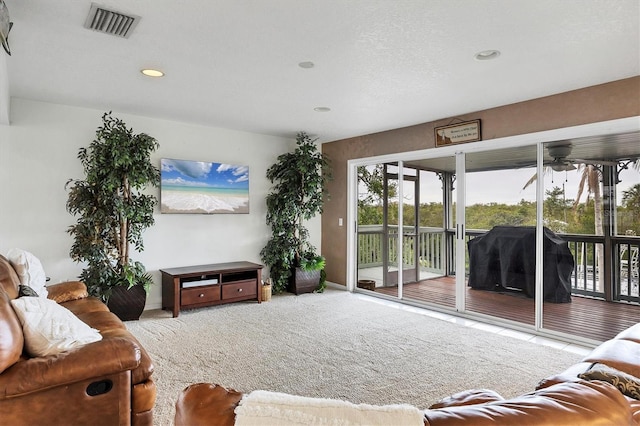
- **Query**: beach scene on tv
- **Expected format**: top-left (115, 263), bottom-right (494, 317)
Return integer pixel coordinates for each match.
top-left (160, 158), bottom-right (249, 214)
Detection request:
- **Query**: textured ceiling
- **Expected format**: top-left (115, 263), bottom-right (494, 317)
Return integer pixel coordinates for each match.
top-left (2, 0), bottom-right (639, 142)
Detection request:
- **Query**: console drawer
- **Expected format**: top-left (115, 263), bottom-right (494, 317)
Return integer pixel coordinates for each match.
top-left (181, 285), bottom-right (221, 306)
top-left (222, 279), bottom-right (257, 300)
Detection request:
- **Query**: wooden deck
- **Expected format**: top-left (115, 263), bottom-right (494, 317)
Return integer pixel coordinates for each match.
top-left (372, 277), bottom-right (640, 343)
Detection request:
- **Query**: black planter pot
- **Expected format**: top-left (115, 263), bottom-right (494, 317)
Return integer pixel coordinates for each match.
top-left (288, 267), bottom-right (320, 295)
top-left (107, 285), bottom-right (147, 321)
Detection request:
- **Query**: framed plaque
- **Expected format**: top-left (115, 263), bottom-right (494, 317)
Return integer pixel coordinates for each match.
top-left (435, 119), bottom-right (481, 147)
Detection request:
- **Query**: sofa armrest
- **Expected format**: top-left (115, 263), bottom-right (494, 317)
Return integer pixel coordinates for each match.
top-left (46, 281), bottom-right (88, 304)
top-left (0, 337), bottom-right (140, 398)
top-left (424, 381), bottom-right (634, 426)
top-left (175, 383), bottom-right (243, 426)
top-left (429, 389), bottom-right (504, 409)
top-left (536, 362), bottom-right (592, 389)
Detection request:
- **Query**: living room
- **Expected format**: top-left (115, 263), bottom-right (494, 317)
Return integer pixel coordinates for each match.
top-left (1, 1), bottom-right (640, 424)
top-left (1, 0), bottom-right (638, 321)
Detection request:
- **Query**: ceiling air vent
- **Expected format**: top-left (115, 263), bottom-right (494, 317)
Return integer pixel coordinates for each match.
top-left (84, 3), bottom-right (140, 38)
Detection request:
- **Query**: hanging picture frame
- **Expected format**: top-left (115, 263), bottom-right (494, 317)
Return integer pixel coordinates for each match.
top-left (160, 158), bottom-right (249, 214)
top-left (435, 119), bottom-right (481, 147)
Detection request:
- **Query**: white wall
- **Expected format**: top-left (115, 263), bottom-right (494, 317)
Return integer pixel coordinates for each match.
top-left (0, 98), bottom-right (321, 309)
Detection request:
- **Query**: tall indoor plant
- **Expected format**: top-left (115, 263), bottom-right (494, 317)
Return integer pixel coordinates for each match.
top-left (260, 131), bottom-right (331, 294)
top-left (66, 112), bottom-right (160, 320)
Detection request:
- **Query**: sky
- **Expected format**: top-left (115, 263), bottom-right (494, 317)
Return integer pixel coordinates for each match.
top-left (160, 158), bottom-right (249, 189)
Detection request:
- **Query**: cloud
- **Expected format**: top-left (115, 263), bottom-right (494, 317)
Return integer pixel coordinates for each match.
top-left (231, 166), bottom-right (249, 176)
top-left (163, 159), bottom-right (212, 179)
top-left (217, 164), bottom-right (249, 184)
top-left (161, 177), bottom-right (208, 187)
top-left (226, 174), bottom-right (248, 184)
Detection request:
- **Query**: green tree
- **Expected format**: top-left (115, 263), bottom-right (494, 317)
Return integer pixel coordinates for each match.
top-left (66, 112), bottom-right (160, 300)
top-left (260, 132), bottom-right (331, 293)
top-left (622, 183), bottom-right (640, 211)
top-left (620, 183), bottom-right (640, 235)
top-left (419, 202), bottom-right (444, 227)
top-left (544, 186), bottom-right (573, 232)
top-left (358, 204), bottom-right (383, 225)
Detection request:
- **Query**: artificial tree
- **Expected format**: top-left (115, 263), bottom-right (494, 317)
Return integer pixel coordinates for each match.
top-left (66, 112), bottom-right (160, 319)
top-left (260, 131), bottom-right (331, 294)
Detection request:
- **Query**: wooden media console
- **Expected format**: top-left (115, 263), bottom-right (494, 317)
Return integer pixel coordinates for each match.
top-left (160, 261), bottom-right (263, 317)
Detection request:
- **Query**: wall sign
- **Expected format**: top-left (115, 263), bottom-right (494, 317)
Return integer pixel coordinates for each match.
top-left (435, 119), bottom-right (481, 147)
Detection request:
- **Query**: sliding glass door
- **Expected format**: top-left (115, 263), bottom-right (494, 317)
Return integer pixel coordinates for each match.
top-left (356, 157), bottom-right (457, 309)
top-left (356, 163), bottom-right (394, 295)
top-left (350, 118), bottom-right (640, 343)
top-left (384, 164), bottom-right (418, 291)
top-left (356, 162), bottom-right (415, 298)
top-left (540, 139), bottom-right (640, 342)
top-left (463, 146), bottom-right (538, 326)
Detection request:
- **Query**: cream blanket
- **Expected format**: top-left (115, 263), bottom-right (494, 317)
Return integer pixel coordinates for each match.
top-left (234, 390), bottom-right (424, 426)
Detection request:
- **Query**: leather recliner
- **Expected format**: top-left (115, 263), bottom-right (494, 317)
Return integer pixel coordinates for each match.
top-left (0, 254), bottom-right (156, 425)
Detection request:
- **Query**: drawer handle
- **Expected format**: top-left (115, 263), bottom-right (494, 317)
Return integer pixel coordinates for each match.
top-left (199, 293), bottom-right (204, 298)
top-left (238, 288), bottom-right (243, 292)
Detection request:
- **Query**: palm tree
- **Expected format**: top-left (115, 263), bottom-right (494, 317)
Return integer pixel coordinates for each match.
top-left (524, 158), bottom-right (639, 295)
top-left (572, 164), bottom-right (604, 290)
top-left (523, 164), bottom-right (604, 290)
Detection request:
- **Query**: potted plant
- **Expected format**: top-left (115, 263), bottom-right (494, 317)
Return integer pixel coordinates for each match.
top-left (260, 131), bottom-right (331, 294)
top-left (66, 112), bottom-right (160, 320)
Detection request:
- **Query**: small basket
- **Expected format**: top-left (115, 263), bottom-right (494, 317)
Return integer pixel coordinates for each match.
top-left (357, 279), bottom-right (376, 291)
top-left (261, 284), bottom-right (272, 302)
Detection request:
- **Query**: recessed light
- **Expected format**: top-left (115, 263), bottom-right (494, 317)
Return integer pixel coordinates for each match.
top-left (298, 61), bottom-right (315, 69)
top-left (474, 50), bottom-right (500, 61)
top-left (314, 107), bottom-right (331, 112)
top-left (141, 68), bottom-right (165, 77)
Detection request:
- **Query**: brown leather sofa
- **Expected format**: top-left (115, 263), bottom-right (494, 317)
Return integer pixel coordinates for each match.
top-left (0, 254), bottom-right (156, 425)
top-left (175, 323), bottom-right (640, 425)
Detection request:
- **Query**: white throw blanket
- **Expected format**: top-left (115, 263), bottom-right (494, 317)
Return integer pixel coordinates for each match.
top-left (234, 390), bottom-right (424, 426)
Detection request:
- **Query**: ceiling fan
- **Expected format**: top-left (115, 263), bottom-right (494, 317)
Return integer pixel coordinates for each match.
top-left (547, 145), bottom-right (578, 171)
top-left (546, 144), bottom-right (619, 172)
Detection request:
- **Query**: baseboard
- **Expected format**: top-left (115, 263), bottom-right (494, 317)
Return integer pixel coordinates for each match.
top-left (326, 281), bottom-right (346, 291)
top-left (143, 282), bottom-right (348, 312)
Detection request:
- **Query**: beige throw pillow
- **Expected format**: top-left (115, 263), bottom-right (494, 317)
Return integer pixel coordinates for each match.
top-left (10, 297), bottom-right (102, 357)
top-left (7, 248), bottom-right (48, 298)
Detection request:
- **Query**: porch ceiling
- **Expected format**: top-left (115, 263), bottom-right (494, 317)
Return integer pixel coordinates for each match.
top-left (406, 130), bottom-right (640, 174)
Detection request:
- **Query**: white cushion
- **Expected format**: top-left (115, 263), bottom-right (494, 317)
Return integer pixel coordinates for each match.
top-left (7, 248), bottom-right (48, 298)
top-left (10, 297), bottom-right (102, 357)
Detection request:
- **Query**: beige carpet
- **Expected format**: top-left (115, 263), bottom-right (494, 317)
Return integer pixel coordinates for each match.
top-left (126, 288), bottom-right (583, 425)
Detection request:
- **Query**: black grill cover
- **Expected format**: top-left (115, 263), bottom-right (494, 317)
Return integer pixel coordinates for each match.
top-left (467, 226), bottom-right (573, 303)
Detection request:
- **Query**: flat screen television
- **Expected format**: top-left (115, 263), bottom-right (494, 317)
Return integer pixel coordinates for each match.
top-left (160, 158), bottom-right (249, 214)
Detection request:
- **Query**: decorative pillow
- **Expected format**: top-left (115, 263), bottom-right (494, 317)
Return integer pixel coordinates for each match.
top-left (7, 248), bottom-right (48, 298)
top-left (18, 285), bottom-right (40, 297)
top-left (10, 297), bottom-right (102, 357)
top-left (579, 362), bottom-right (640, 400)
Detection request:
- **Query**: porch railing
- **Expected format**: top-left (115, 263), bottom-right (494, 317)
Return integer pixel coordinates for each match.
top-left (357, 225), bottom-right (639, 303)
top-left (614, 236), bottom-right (640, 302)
top-left (562, 234), bottom-right (604, 297)
top-left (357, 225), bottom-right (445, 273)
